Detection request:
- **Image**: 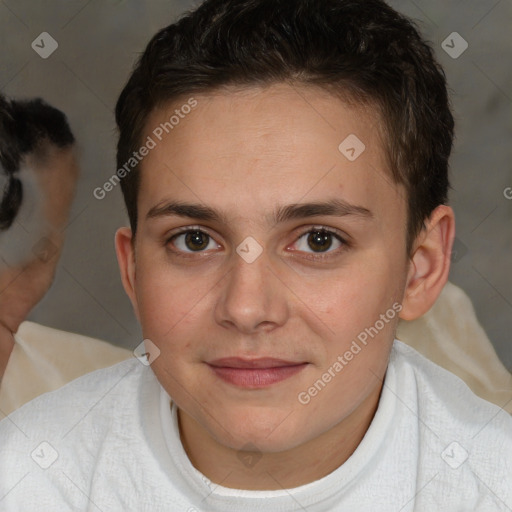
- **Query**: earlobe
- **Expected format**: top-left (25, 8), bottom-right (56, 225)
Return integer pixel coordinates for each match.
top-left (399, 205), bottom-right (456, 321)
top-left (114, 227), bottom-right (140, 322)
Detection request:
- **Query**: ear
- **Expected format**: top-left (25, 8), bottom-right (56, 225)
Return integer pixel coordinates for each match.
top-left (399, 205), bottom-right (456, 321)
top-left (114, 227), bottom-right (140, 322)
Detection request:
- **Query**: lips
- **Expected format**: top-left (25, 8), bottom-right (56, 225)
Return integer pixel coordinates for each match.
top-left (206, 357), bottom-right (309, 388)
top-left (207, 357), bottom-right (305, 369)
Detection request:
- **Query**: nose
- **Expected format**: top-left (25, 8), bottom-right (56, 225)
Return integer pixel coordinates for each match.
top-left (214, 247), bottom-right (289, 335)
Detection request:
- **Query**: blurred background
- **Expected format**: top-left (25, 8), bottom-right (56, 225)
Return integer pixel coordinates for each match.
top-left (0, 0), bottom-right (511, 369)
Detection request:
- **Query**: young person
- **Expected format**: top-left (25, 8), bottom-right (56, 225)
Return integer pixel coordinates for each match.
top-left (1, 1), bottom-right (510, 510)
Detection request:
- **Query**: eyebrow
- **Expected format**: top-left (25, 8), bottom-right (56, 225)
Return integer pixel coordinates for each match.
top-left (145, 198), bottom-right (373, 225)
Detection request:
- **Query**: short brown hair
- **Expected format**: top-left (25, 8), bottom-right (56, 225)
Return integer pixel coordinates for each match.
top-left (115, 0), bottom-right (454, 257)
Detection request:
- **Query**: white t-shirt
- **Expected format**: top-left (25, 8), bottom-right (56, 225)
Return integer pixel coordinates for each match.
top-left (0, 339), bottom-right (511, 511)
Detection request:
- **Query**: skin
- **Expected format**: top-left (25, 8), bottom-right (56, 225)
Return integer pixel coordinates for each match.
top-left (0, 145), bottom-right (79, 380)
top-left (115, 82), bottom-right (455, 490)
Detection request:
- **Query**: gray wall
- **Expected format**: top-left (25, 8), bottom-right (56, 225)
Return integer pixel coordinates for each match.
top-left (1, 0), bottom-right (511, 370)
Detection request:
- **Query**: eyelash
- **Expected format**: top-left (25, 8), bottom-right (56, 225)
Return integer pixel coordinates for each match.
top-left (165, 225), bottom-right (349, 261)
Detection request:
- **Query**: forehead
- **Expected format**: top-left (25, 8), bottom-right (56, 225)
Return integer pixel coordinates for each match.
top-left (138, 83), bottom-right (405, 228)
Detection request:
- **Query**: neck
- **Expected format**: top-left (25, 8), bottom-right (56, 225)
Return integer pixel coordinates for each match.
top-left (177, 381), bottom-right (383, 491)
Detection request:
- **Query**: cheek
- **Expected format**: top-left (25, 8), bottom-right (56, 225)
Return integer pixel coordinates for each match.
top-left (291, 261), bottom-right (387, 332)
top-left (133, 254), bottom-right (227, 360)
top-left (290, 250), bottom-right (401, 371)
top-left (134, 258), bottom-right (204, 339)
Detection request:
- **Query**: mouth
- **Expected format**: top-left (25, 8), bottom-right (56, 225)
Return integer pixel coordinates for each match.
top-left (206, 358), bottom-right (309, 388)
top-left (208, 357), bottom-right (306, 369)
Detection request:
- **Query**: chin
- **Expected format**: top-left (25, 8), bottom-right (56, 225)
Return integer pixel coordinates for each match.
top-left (209, 411), bottom-right (306, 453)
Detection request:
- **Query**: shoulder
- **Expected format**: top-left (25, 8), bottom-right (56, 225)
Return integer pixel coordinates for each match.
top-left (0, 321), bottom-right (133, 414)
top-left (0, 357), bottom-right (145, 439)
top-left (0, 357), bottom-right (153, 506)
top-left (391, 338), bottom-right (512, 427)
top-left (390, 339), bottom-right (512, 507)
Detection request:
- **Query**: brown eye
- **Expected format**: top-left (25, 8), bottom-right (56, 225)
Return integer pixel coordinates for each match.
top-left (167, 229), bottom-right (219, 253)
top-left (184, 230), bottom-right (210, 251)
top-left (291, 227), bottom-right (347, 257)
top-left (307, 230), bottom-right (333, 252)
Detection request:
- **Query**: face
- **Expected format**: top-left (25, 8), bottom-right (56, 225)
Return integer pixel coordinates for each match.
top-left (117, 83), bottom-right (411, 453)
